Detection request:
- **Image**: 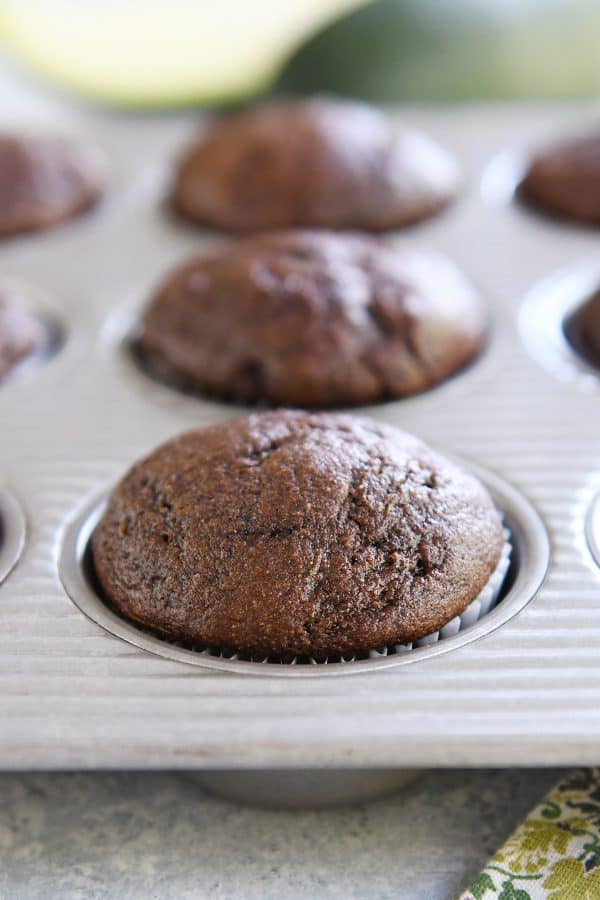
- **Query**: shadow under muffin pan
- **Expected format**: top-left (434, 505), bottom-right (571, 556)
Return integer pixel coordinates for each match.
top-left (59, 459), bottom-right (548, 676)
top-left (5, 100), bottom-right (600, 775)
top-left (519, 261), bottom-right (600, 391)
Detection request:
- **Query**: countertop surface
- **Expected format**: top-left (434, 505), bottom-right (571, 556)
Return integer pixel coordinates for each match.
top-left (0, 768), bottom-right (563, 899)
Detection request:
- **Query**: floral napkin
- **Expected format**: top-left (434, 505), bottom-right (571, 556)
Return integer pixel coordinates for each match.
top-left (459, 769), bottom-right (600, 899)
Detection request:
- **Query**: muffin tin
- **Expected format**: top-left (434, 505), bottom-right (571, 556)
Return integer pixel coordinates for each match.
top-left (1, 83), bottom-right (600, 775)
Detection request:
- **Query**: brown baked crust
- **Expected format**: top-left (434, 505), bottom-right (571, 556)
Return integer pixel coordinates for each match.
top-left (0, 290), bottom-right (49, 380)
top-left (137, 230), bottom-right (486, 407)
top-left (0, 135), bottom-right (104, 238)
top-left (171, 99), bottom-right (458, 232)
top-left (564, 289), bottom-right (600, 367)
top-left (518, 133), bottom-right (600, 226)
top-left (92, 411), bottom-right (505, 659)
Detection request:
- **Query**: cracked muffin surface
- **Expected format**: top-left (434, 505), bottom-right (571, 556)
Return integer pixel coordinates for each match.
top-left (91, 410), bottom-right (504, 658)
top-left (171, 98), bottom-right (458, 232)
top-left (0, 134), bottom-right (104, 238)
top-left (0, 289), bottom-right (49, 380)
top-left (518, 132), bottom-right (600, 226)
top-left (137, 230), bottom-right (485, 407)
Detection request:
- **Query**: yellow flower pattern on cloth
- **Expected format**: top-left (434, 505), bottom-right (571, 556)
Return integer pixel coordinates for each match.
top-left (459, 769), bottom-right (600, 899)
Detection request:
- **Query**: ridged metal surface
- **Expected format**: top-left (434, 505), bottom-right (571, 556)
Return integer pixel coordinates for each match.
top-left (1, 90), bottom-right (600, 768)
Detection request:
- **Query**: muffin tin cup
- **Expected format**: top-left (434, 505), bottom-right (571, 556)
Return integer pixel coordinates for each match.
top-left (586, 491), bottom-right (600, 570)
top-left (0, 275), bottom-right (65, 387)
top-left (480, 147), bottom-right (528, 208)
top-left (58, 460), bottom-right (548, 677)
top-left (519, 261), bottom-right (600, 391)
top-left (0, 485), bottom-right (26, 586)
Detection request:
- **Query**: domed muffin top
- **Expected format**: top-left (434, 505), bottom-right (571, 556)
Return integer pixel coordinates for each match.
top-left (519, 132), bottom-right (600, 226)
top-left (92, 411), bottom-right (505, 659)
top-left (138, 230), bottom-right (485, 407)
top-left (171, 98), bottom-right (459, 232)
top-left (0, 134), bottom-right (104, 238)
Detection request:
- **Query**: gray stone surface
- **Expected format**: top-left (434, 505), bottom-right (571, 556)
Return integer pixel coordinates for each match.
top-left (0, 768), bottom-right (563, 899)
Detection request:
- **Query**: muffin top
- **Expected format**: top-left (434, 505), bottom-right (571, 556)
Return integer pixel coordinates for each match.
top-left (564, 289), bottom-right (600, 367)
top-left (0, 289), bottom-right (49, 380)
top-left (518, 132), bottom-right (600, 226)
top-left (0, 134), bottom-right (104, 238)
top-left (138, 230), bottom-right (485, 407)
top-left (171, 98), bottom-right (459, 232)
top-left (92, 411), bottom-right (505, 659)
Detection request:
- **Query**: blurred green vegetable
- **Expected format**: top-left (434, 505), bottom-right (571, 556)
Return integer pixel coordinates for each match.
top-left (278, 0), bottom-right (600, 100)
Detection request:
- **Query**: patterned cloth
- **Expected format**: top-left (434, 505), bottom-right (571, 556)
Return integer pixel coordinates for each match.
top-left (460, 770), bottom-right (600, 899)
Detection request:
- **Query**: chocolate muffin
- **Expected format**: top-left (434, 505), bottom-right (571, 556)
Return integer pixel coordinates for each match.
top-left (518, 132), bottom-right (600, 226)
top-left (0, 289), bottom-right (49, 380)
top-left (564, 289), bottom-right (600, 367)
top-left (137, 230), bottom-right (485, 407)
top-left (92, 411), bottom-right (505, 659)
top-left (171, 98), bottom-right (459, 232)
top-left (0, 135), bottom-right (104, 238)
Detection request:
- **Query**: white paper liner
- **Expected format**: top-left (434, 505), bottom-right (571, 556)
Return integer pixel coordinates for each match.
top-left (365, 527), bottom-right (512, 663)
top-left (182, 527), bottom-right (512, 667)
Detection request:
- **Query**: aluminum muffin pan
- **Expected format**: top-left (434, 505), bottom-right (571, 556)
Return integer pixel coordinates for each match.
top-left (1, 74), bottom-right (600, 773)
